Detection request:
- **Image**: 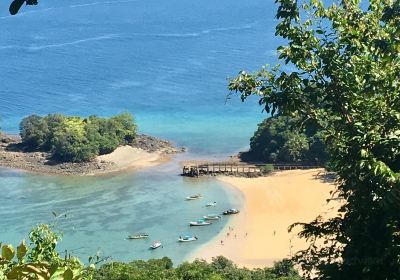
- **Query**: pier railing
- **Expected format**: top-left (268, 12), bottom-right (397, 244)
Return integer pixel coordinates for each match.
top-left (182, 162), bottom-right (321, 177)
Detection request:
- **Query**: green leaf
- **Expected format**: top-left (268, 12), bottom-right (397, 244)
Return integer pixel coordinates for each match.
top-left (17, 240), bottom-right (28, 262)
top-left (2, 244), bottom-right (15, 261)
top-left (63, 268), bottom-right (73, 280)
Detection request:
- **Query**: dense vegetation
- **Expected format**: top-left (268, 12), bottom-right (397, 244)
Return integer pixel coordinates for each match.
top-left (242, 115), bottom-right (327, 164)
top-left (0, 224), bottom-right (94, 280)
top-left (95, 257), bottom-right (301, 280)
top-left (229, 0), bottom-right (400, 278)
top-left (0, 224), bottom-right (301, 280)
top-left (19, 113), bottom-right (137, 162)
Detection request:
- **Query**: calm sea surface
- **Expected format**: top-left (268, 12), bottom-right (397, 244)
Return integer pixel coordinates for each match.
top-left (0, 0), bottom-right (278, 264)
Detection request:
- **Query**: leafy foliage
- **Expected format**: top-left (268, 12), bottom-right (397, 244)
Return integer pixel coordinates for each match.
top-left (243, 116), bottom-right (327, 164)
top-left (0, 224), bottom-right (93, 280)
top-left (19, 113), bottom-right (137, 162)
top-left (94, 256), bottom-right (301, 280)
top-left (229, 0), bottom-right (400, 278)
top-left (261, 164), bottom-right (275, 174)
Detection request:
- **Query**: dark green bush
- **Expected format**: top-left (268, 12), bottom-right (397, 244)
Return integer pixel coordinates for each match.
top-left (244, 116), bottom-right (327, 165)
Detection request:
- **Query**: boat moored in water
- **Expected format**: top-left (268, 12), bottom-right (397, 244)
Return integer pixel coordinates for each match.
top-left (203, 214), bottom-right (221, 220)
top-left (150, 241), bottom-right (162, 249)
top-left (178, 235), bottom-right (198, 242)
top-left (206, 202), bottom-right (217, 207)
top-left (127, 233), bottom-right (149, 239)
top-left (189, 219), bottom-right (212, 226)
top-left (222, 208), bottom-right (240, 215)
top-left (186, 194), bottom-right (203, 200)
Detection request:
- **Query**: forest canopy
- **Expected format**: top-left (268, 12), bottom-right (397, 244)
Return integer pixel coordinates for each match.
top-left (19, 113), bottom-right (137, 162)
top-left (242, 115), bottom-right (327, 165)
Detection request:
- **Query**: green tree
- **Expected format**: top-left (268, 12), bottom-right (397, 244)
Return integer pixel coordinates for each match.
top-left (51, 125), bottom-right (98, 162)
top-left (229, 0), bottom-right (400, 278)
top-left (244, 116), bottom-right (326, 164)
top-left (109, 112), bottom-right (137, 144)
top-left (19, 115), bottom-right (49, 150)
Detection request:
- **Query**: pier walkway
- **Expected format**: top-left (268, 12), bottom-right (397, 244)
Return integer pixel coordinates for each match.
top-left (182, 162), bottom-right (321, 177)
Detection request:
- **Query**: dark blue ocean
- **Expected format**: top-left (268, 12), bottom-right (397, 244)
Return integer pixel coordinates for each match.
top-left (0, 0), bottom-right (279, 264)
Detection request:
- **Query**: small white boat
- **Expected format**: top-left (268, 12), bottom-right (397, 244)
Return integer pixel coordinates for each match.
top-left (222, 208), bottom-right (240, 215)
top-left (150, 241), bottom-right (162, 250)
top-left (189, 219), bottom-right (212, 226)
top-left (203, 214), bottom-right (221, 220)
top-left (186, 194), bottom-right (203, 201)
top-left (178, 235), bottom-right (198, 242)
top-left (127, 233), bottom-right (149, 240)
top-left (206, 202), bottom-right (217, 207)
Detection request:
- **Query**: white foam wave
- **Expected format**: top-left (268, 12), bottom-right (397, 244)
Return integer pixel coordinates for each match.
top-left (69, 0), bottom-right (137, 8)
top-left (126, 22), bottom-right (257, 39)
top-left (0, 22), bottom-right (256, 51)
top-left (0, 34), bottom-right (119, 51)
top-left (29, 34), bottom-right (119, 50)
top-left (145, 23), bottom-right (257, 38)
top-left (0, 45), bottom-right (19, 50)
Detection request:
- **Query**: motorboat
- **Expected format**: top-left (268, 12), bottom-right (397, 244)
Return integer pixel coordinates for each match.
top-left (206, 202), bottom-right (217, 207)
top-left (222, 208), bottom-right (240, 215)
top-left (203, 214), bottom-right (221, 220)
top-left (178, 235), bottom-right (198, 242)
top-left (189, 219), bottom-right (212, 226)
top-left (127, 233), bottom-right (149, 239)
top-left (186, 194), bottom-right (203, 201)
top-left (150, 241), bottom-right (162, 250)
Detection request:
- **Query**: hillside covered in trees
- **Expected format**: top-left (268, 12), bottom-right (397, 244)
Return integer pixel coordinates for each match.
top-left (241, 116), bottom-right (327, 165)
top-left (19, 113), bottom-right (137, 162)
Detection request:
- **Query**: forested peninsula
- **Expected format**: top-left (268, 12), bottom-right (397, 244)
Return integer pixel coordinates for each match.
top-left (240, 115), bottom-right (327, 166)
top-left (0, 113), bottom-right (181, 175)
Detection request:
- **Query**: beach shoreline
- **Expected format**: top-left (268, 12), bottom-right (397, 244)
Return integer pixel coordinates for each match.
top-left (0, 134), bottom-right (181, 176)
top-left (187, 169), bottom-right (339, 268)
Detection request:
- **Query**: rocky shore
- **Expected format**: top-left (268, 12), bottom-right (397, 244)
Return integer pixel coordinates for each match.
top-left (0, 134), bottom-right (183, 176)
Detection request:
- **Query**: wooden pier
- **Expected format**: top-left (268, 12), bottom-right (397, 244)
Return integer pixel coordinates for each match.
top-left (182, 162), bottom-right (321, 177)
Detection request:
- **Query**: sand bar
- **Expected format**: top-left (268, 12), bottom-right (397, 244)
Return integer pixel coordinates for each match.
top-left (189, 169), bottom-right (340, 268)
top-left (96, 145), bottom-right (168, 174)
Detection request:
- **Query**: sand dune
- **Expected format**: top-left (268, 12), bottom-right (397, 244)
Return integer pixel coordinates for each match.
top-left (189, 169), bottom-right (340, 268)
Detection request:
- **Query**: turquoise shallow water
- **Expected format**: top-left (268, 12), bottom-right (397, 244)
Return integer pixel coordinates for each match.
top-left (0, 0), bottom-right (277, 264)
top-left (0, 158), bottom-right (243, 264)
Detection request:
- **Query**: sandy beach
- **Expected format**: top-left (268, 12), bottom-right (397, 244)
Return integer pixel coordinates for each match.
top-left (96, 145), bottom-right (169, 174)
top-left (189, 169), bottom-right (340, 268)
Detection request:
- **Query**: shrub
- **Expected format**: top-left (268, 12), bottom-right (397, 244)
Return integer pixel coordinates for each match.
top-left (261, 164), bottom-right (274, 174)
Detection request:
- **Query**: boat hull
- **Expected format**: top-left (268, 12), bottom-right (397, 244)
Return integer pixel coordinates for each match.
top-left (178, 238), bottom-right (198, 242)
top-left (150, 243), bottom-right (162, 249)
top-left (203, 216), bottom-right (221, 220)
top-left (189, 222), bottom-right (211, 226)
